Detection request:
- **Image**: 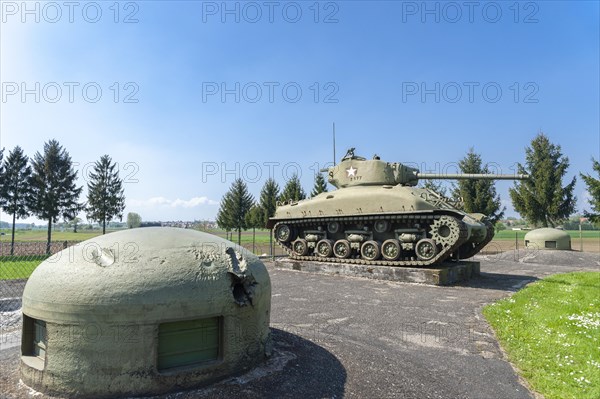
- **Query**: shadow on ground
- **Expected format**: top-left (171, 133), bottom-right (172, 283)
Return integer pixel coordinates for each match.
top-left (0, 328), bottom-right (347, 399)
top-left (463, 272), bottom-right (539, 292)
top-left (184, 328), bottom-right (347, 399)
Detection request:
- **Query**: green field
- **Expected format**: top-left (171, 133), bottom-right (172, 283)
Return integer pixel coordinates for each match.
top-left (0, 255), bottom-right (48, 280)
top-left (494, 230), bottom-right (600, 240)
top-left (0, 228), bottom-right (275, 244)
top-left (483, 272), bottom-right (600, 399)
top-left (211, 229), bottom-right (273, 244)
top-left (0, 229), bottom-right (116, 242)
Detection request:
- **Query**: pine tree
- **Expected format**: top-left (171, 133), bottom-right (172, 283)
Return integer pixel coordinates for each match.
top-left (245, 204), bottom-right (265, 253)
top-left (310, 173), bottom-right (329, 197)
top-left (258, 178), bottom-right (280, 256)
top-left (259, 178), bottom-right (279, 227)
top-left (217, 178), bottom-right (254, 245)
top-left (421, 179), bottom-right (447, 197)
top-left (216, 191), bottom-right (234, 239)
top-left (0, 148), bottom-right (5, 214)
top-left (509, 133), bottom-right (576, 227)
top-left (28, 140), bottom-right (83, 254)
top-left (1, 146), bottom-right (32, 255)
top-left (86, 155), bottom-right (126, 234)
top-left (580, 158), bottom-right (600, 223)
top-left (452, 148), bottom-right (505, 224)
top-left (0, 148), bottom-right (4, 199)
top-left (279, 174), bottom-right (306, 204)
top-left (0, 148), bottom-right (5, 233)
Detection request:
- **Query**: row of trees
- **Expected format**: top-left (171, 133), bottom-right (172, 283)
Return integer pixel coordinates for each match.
top-left (416, 133), bottom-right (598, 228)
top-left (216, 173), bottom-right (329, 245)
top-left (0, 140), bottom-right (126, 254)
top-left (431, 133), bottom-right (599, 227)
top-left (216, 133), bottom-right (600, 239)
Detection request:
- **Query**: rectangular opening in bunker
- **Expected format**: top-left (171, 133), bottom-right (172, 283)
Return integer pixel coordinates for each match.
top-left (545, 241), bottom-right (557, 249)
top-left (157, 317), bottom-right (221, 371)
top-left (22, 315), bottom-right (47, 360)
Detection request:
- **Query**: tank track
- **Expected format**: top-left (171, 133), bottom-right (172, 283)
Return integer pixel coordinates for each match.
top-left (457, 220), bottom-right (495, 260)
top-left (274, 213), bottom-right (469, 267)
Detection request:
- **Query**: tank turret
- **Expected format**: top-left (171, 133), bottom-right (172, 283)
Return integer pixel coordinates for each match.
top-left (269, 149), bottom-right (528, 267)
top-left (328, 147), bottom-right (528, 188)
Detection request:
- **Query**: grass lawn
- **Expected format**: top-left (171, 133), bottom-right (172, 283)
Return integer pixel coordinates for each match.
top-left (209, 229), bottom-right (273, 245)
top-left (483, 272), bottom-right (600, 399)
top-left (0, 255), bottom-right (48, 280)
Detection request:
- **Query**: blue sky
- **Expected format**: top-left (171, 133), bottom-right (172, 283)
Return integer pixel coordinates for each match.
top-left (1, 0), bottom-right (599, 224)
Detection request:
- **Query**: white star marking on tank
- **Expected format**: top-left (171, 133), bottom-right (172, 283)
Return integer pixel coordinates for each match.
top-left (346, 166), bottom-right (357, 177)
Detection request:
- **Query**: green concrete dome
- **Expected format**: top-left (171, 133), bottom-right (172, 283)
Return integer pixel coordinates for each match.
top-left (524, 228), bottom-right (571, 250)
top-left (20, 227), bottom-right (271, 398)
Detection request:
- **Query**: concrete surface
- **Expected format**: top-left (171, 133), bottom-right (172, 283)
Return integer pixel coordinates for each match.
top-left (275, 258), bottom-right (480, 285)
top-left (19, 228), bottom-right (272, 398)
top-left (1, 248), bottom-right (598, 398)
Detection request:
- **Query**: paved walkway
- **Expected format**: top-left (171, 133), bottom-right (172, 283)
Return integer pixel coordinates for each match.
top-left (1, 250), bottom-right (598, 398)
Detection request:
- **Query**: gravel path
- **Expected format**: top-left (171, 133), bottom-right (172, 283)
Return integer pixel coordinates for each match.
top-left (0, 279), bottom-right (27, 303)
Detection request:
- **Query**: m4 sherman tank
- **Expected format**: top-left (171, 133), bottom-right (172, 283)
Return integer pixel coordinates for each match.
top-left (267, 148), bottom-right (528, 267)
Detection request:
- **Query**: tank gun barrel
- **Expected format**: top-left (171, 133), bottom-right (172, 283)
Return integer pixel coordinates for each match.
top-left (417, 173), bottom-right (529, 180)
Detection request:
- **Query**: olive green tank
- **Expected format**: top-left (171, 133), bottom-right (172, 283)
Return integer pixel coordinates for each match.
top-left (267, 148), bottom-right (528, 267)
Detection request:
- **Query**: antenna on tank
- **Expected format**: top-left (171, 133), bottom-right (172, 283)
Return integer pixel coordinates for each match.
top-left (333, 122), bottom-right (336, 165)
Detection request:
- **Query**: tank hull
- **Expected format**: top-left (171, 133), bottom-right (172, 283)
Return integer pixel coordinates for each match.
top-left (269, 186), bottom-right (494, 266)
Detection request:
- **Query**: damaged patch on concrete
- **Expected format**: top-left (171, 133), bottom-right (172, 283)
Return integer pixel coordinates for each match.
top-left (226, 247), bottom-right (258, 306)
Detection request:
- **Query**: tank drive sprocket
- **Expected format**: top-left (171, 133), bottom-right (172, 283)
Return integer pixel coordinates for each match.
top-left (429, 216), bottom-right (462, 249)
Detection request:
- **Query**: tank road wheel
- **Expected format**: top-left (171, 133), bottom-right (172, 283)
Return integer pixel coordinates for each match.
top-left (415, 238), bottom-right (438, 261)
top-left (275, 224), bottom-right (294, 243)
top-left (333, 239), bottom-right (351, 259)
top-left (381, 239), bottom-right (402, 261)
top-left (374, 220), bottom-right (390, 233)
top-left (361, 240), bottom-right (381, 261)
top-left (327, 221), bottom-right (341, 234)
top-left (429, 216), bottom-right (461, 249)
top-left (292, 239), bottom-right (309, 256)
top-left (316, 239), bottom-right (334, 257)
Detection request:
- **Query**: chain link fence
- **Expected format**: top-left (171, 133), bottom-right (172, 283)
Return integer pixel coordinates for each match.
top-left (0, 240), bottom-right (81, 257)
top-left (0, 241), bottom-right (83, 313)
top-left (1, 241), bottom-right (87, 350)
